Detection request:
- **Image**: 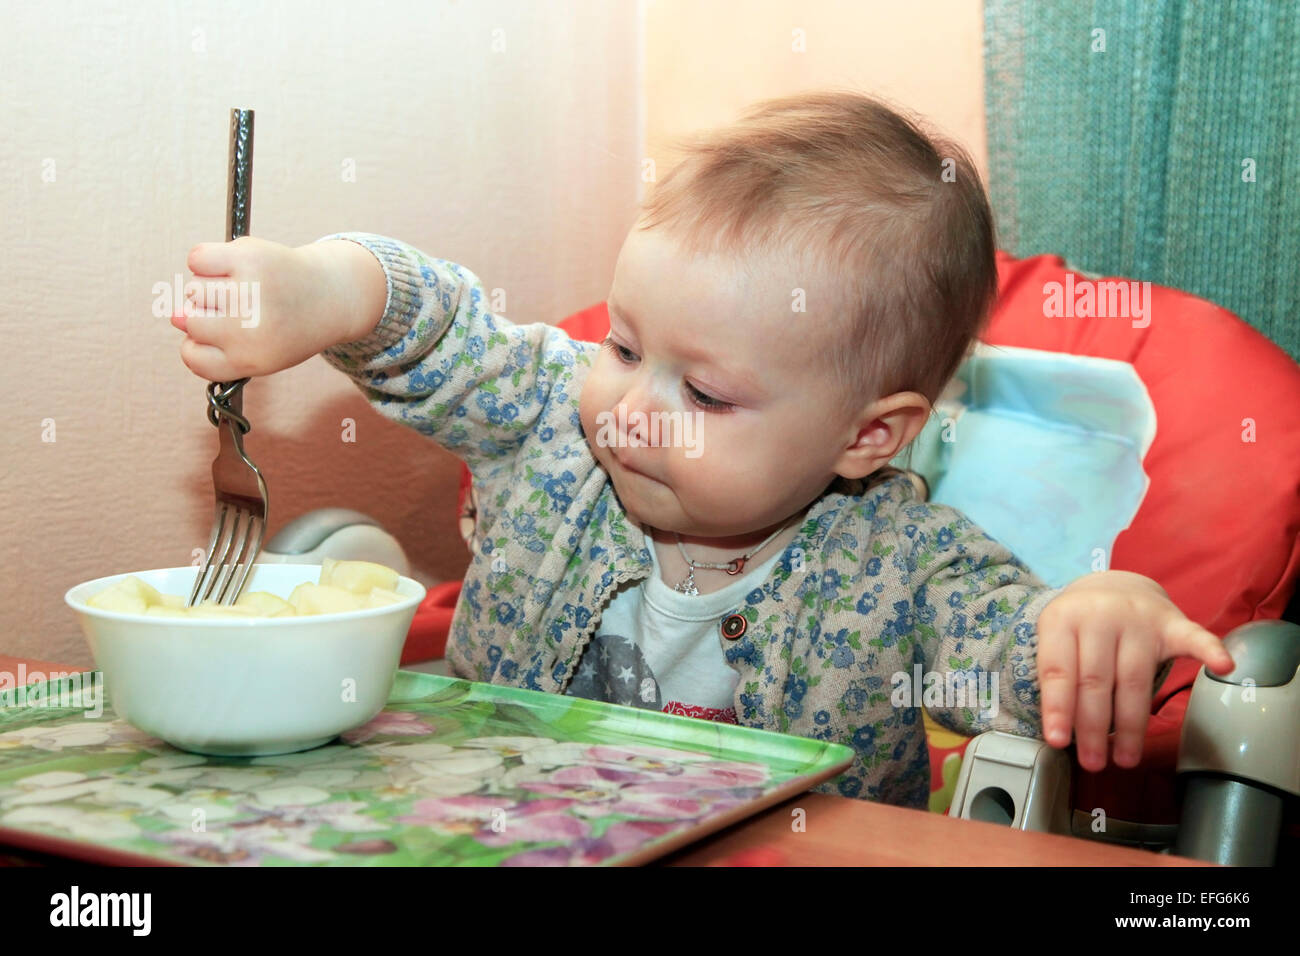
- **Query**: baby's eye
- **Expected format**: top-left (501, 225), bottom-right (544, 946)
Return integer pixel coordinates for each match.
top-left (601, 336), bottom-right (638, 364)
top-left (686, 382), bottom-right (733, 412)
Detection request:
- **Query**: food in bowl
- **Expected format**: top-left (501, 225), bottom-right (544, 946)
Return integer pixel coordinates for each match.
top-left (86, 557), bottom-right (404, 617)
top-left (64, 562), bottom-right (426, 756)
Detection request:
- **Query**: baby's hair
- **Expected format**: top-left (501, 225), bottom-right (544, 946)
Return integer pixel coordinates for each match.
top-left (636, 88), bottom-right (999, 421)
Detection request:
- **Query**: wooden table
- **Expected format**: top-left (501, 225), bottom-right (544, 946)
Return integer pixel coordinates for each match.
top-left (0, 655), bottom-right (1210, 867)
top-left (658, 791), bottom-right (1208, 866)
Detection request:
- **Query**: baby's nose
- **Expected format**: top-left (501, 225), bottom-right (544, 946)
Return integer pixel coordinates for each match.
top-left (614, 384), bottom-right (666, 446)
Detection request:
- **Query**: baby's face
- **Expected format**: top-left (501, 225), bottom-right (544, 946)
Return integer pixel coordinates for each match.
top-left (578, 225), bottom-right (858, 538)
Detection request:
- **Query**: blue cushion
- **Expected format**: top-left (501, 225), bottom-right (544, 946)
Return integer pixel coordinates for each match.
top-left (892, 345), bottom-right (1156, 587)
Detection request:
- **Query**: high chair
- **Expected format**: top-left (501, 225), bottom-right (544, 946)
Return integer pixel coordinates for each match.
top-left (269, 248), bottom-right (1300, 865)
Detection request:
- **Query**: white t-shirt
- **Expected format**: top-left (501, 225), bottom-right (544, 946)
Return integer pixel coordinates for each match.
top-left (563, 533), bottom-right (786, 724)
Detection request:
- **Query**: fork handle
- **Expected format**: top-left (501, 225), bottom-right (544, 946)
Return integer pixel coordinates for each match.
top-left (210, 108), bottom-right (255, 420)
top-left (207, 379), bottom-right (249, 430)
top-left (227, 108), bottom-right (253, 243)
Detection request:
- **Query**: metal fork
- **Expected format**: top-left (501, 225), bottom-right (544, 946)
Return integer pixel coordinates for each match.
top-left (188, 108), bottom-right (269, 607)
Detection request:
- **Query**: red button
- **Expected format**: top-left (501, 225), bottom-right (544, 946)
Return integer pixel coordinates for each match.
top-left (721, 614), bottom-right (747, 640)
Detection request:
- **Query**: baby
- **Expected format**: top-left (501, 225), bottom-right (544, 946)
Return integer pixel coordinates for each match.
top-left (172, 90), bottom-right (1232, 808)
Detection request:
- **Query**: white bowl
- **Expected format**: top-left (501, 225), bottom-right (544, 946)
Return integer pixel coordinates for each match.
top-left (64, 564), bottom-right (427, 756)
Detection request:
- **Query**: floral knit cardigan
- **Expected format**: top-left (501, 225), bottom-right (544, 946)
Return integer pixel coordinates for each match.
top-left (318, 232), bottom-right (1067, 808)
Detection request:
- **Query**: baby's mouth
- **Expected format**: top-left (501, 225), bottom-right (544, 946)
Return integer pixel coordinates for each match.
top-left (612, 451), bottom-right (659, 483)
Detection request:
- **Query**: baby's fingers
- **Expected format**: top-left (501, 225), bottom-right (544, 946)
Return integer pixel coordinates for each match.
top-left (187, 241), bottom-right (236, 277)
top-left (179, 337), bottom-right (240, 383)
top-left (1161, 616), bottom-right (1234, 675)
top-left (1111, 637), bottom-right (1156, 768)
top-left (1035, 619), bottom-right (1078, 749)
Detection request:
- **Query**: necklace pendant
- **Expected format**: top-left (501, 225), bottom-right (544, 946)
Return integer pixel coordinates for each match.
top-left (673, 567), bottom-right (699, 596)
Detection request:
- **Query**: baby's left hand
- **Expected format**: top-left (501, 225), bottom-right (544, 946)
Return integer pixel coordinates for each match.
top-left (1036, 570), bottom-right (1235, 772)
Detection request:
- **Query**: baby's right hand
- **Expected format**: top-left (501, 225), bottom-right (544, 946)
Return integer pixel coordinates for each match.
top-left (171, 237), bottom-right (382, 381)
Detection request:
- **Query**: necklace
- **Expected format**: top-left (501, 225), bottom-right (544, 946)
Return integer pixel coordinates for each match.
top-left (671, 518), bottom-right (796, 596)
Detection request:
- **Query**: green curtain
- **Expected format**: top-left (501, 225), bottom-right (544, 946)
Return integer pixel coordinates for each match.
top-left (984, 0), bottom-right (1299, 361)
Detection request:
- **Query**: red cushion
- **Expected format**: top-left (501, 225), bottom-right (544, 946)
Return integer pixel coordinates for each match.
top-left (557, 301), bottom-right (614, 344)
top-left (985, 251), bottom-right (1300, 649)
top-left (986, 251), bottom-right (1300, 823)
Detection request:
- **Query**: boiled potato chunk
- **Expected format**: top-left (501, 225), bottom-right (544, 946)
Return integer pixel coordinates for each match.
top-left (288, 582), bottom-right (366, 615)
top-left (320, 558), bottom-right (399, 595)
top-left (366, 587), bottom-right (405, 608)
top-left (89, 561), bottom-right (403, 619)
top-left (185, 603), bottom-right (260, 618)
top-left (88, 589), bottom-right (148, 615)
top-left (235, 590), bottom-right (296, 617)
top-left (144, 602), bottom-right (258, 618)
top-left (144, 606), bottom-right (189, 617)
top-left (88, 576), bottom-right (165, 614)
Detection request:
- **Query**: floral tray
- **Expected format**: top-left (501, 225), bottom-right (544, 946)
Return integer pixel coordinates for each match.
top-left (0, 670), bottom-right (853, 866)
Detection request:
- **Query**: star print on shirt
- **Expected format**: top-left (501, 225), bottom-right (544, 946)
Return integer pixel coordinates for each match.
top-left (563, 632), bottom-right (736, 726)
top-left (564, 632), bottom-right (661, 710)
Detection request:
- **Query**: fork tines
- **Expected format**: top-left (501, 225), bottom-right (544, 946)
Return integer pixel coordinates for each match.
top-left (191, 498), bottom-right (267, 607)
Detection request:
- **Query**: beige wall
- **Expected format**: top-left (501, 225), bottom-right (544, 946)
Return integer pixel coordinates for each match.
top-left (644, 0), bottom-right (988, 183)
top-left (2, 0), bottom-right (985, 668)
top-left (1, 0), bottom-right (642, 666)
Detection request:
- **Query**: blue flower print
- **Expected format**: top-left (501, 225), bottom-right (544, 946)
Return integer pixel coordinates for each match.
top-left (724, 638), bottom-right (761, 669)
top-left (837, 775), bottom-right (862, 799)
top-left (462, 580), bottom-right (482, 614)
top-left (876, 600), bottom-right (912, 648)
top-left (852, 723), bottom-right (877, 757)
top-left (543, 471), bottom-right (575, 510)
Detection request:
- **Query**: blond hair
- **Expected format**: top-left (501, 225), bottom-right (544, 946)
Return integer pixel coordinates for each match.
top-left (636, 89), bottom-right (998, 417)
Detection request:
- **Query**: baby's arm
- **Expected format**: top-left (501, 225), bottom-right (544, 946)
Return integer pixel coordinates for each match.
top-left (315, 233), bottom-right (592, 475)
top-left (902, 499), bottom-right (1066, 739)
top-left (177, 232), bottom-right (592, 478)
